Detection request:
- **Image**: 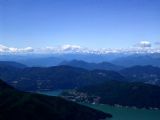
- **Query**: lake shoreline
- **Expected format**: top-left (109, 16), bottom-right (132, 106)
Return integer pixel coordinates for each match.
top-left (81, 103), bottom-right (160, 120)
top-left (34, 90), bottom-right (160, 120)
top-left (35, 90), bottom-right (160, 111)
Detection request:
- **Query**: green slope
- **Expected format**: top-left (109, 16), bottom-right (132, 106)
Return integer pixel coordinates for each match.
top-left (0, 80), bottom-right (112, 120)
top-left (70, 81), bottom-right (160, 109)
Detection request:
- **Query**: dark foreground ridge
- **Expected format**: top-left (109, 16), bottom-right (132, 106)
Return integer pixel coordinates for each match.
top-left (0, 79), bottom-right (112, 120)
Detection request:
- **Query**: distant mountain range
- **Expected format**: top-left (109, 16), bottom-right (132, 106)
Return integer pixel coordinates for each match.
top-left (60, 60), bottom-right (123, 71)
top-left (120, 65), bottom-right (160, 86)
top-left (76, 80), bottom-right (160, 109)
top-left (0, 61), bottom-right (27, 68)
top-left (19, 57), bottom-right (63, 67)
top-left (0, 64), bottom-right (124, 91)
top-left (1, 60), bottom-right (160, 110)
top-left (1, 60), bottom-right (160, 91)
top-left (0, 55), bottom-right (64, 67)
top-left (111, 54), bottom-right (160, 67)
top-left (0, 79), bottom-right (111, 120)
top-left (1, 53), bottom-right (160, 67)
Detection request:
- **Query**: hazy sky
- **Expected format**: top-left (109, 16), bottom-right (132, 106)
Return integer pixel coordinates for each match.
top-left (0, 0), bottom-right (160, 49)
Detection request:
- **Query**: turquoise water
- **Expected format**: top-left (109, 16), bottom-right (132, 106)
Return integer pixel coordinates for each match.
top-left (83, 103), bottom-right (160, 120)
top-left (37, 90), bottom-right (62, 96)
top-left (38, 91), bottom-right (160, 120)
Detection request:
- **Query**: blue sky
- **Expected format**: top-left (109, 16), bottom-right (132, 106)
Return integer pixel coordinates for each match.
top-left (0, 0), bottom-right (160, 49)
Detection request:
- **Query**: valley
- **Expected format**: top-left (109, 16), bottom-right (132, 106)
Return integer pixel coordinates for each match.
top-left (1, 55), bottom-right (160, 120)
top-left (1, 0), bottom-right (160, 119)
top-left (39, 90), bottom-right (160, 120)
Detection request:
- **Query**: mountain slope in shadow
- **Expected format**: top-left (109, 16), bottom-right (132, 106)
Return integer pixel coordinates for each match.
top-left (75, 80), bottom-right (160, 109)
top-left (0, 79), bottom-right (112, 120)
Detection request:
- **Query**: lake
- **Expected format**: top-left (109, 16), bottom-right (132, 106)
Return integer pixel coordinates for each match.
top-left (37, 90), bottom-right (63, 96)
top-left (38, 90), bottom-right (160, 120)
top-left (82, 103), bottom-right (160, 120)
